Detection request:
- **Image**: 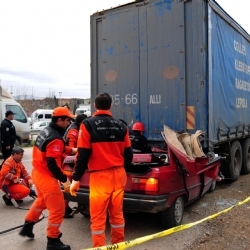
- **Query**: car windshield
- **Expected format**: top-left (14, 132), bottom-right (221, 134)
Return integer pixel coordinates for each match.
top-left (6, 105), bottom-right (27, 123)
top-left (31, 111), bottom-right (37, 119)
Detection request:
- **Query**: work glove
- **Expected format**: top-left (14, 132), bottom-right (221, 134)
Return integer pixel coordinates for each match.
top-left (69, 180), bottom-right (79, 196)
top-left (13, 177), bottom-right (20, 183)
top-left (62, 178), bottom-right (71, 192)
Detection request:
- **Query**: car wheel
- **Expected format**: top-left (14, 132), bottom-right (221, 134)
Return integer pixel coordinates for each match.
top-left (209, 179), bottom-right (217, 192)
top-left (160, 196), bottom-right (184, 229)
top-left (79, 204), bottom-right (90, 217)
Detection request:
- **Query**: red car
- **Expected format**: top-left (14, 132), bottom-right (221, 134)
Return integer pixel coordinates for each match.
top-left (62, 131), bottom-right (223, 229)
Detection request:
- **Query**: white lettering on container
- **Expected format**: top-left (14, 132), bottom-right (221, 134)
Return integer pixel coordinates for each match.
top-left (236, 98), bottom-right (247, 108)
top-left (149, 95), bottom-right (161, 104)
top-left (234, 40), bottom-right (246, 56)
top-left (235, 59), bottom-right (250, 75)
top-left (235, 78), bottom-right (250, 92)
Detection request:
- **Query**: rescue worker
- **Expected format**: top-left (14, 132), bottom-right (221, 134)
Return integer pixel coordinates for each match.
top-left (129, 122), bottom-right (152, 153)
top-left (70, 92), bottom-right (133, 247)
top-left (0, 146), bottom-right (34, 205)
top-left (1, 110), bottom-right (16, 163)
top-left (19, 107), bottom-right (76, 250)
top-left (64, 113), bottom-right (87, 147)
top-left (63, 113), bottom-right (87, 218)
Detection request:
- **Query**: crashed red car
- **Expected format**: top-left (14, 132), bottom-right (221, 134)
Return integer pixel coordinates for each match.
top-left (62, 127), bottom-right (224, 229)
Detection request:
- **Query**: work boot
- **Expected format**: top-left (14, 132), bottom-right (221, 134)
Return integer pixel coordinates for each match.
top-left (29, 189), bottom-right (37, 198)
top-left (2, 195), bottom-right (13, 206)
top-left (64, 206), bottom-right (73, 218)
top-left (2, 194), bottom-right (23, 206)
top-left (19, 221), bottom-right (35, 238)
top-left (47, 235), bottom-right (71, 250)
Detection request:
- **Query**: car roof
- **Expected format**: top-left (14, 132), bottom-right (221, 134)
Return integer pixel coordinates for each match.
top-left (33, 121), bottom-right (50, 125)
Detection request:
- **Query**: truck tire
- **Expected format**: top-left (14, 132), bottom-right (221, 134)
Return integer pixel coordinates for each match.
top-left (221, 141), bottom-right (242, 181)
top-left (160, 196), bottom-right (184, 229)
top-left (241, 138), bottom-right (250, 174)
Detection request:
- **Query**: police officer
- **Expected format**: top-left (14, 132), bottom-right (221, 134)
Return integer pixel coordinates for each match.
top-left (1, 110), bottom-right (16, 162)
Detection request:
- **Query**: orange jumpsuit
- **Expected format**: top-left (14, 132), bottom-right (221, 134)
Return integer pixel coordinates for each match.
top-left (24, 123), bottom-right (72, 238)
top-left (65, 125), bottom-right (79, 148)
top-left (64, 123), bottom-right (79, 211)
top-left (73, 110), bottom-right (133, 247)
top-left (0, 155), bottom-right (32, 200)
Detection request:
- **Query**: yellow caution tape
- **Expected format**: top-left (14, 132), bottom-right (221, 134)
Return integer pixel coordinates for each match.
top-left (82, 196), bottom-right (250, 250)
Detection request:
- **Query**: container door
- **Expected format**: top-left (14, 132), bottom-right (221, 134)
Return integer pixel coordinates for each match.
top-left (139, 1), bottom-right (186, 140)
top-left (91, 7), bottom-right (140, 125)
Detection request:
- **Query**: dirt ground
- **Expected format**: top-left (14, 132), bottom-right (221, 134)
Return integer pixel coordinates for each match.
top-left (183, 174), bottom-right (250, 250)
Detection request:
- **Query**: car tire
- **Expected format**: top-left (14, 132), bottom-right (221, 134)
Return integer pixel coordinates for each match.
top-left (209, 179), bottom-right (217, 192)
top-left (160, 196), bottom-right (184, 229)
top-left (79, 204), bottom-right (90, 217)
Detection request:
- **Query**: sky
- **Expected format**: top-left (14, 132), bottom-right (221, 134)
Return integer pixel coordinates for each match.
top-left (0, 0), bottom-right (249, 99)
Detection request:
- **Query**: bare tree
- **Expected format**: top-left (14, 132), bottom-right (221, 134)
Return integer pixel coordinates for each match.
top-left (14, 85), bottom-right (32, 114)
top-left (30, 87), bottom-right (37, 100)
top-left (54, 95), bottom-right (59, 108)
top-left (44, 89), bottom-right (57, 108)
top-left (15, 86), bottom-right (22, 101)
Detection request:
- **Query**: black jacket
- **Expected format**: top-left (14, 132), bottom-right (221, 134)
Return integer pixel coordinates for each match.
top-left (1, 118), bottom-right (16, 146)
top-left (34, 122), bottom-right (67, 182)
top-left (129, 131), bottom-right (152, 153)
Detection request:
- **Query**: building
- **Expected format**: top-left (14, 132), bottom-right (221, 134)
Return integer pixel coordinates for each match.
top-left (17, 97), bottom-right (90, 117)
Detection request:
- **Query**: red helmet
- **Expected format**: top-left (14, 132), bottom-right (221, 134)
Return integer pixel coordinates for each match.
top-left (132, 122), bottom-right (145, 132)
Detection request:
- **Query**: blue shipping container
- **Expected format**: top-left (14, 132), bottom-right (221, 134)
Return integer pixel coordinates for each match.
top-left (90, 0), bottom-right (250, 146)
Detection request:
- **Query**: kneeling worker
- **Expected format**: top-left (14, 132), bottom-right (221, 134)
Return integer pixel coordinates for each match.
top-left (0, 146), bottom-right (34, 205)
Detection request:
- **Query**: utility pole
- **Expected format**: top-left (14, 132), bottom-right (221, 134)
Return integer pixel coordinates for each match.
top-left (59, 92), bottom-right (62, 106)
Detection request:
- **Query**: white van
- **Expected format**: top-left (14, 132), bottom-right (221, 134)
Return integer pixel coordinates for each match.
top-left (0, 86), bottom-right (30, 147)
top-left (75, 105), bottom-right (91, 116)
top-left (30, 109), bottom-right (53, 125)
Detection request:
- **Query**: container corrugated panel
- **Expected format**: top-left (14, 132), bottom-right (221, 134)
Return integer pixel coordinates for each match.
top-left (91, 0), bottom-right (200, 141)
top-left (91, 4), bottom-right (140, 126)
top-left (91, 0), bottom-right (250, 144)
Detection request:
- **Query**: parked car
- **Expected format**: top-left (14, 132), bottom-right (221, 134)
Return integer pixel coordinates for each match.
top-left (75, 105), bottom-right (91, 116)
top-left (31, 121), bottom-right (50, 130)
top-left (30, 109), bottom-right (53, 125)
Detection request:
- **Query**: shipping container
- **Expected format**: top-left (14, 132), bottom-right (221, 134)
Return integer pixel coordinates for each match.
top-left (90, 0), bottom-right (250, 181)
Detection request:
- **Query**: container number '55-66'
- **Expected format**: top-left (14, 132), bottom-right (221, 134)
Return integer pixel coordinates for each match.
top-left (110, 94), bottom-right (138, 105)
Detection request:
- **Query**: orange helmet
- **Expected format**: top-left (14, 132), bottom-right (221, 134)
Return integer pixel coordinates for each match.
top-left (132, 122), bottom-right (145, 132)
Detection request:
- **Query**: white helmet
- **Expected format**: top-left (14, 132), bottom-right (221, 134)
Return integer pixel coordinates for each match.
top-left (84, 111), bottom-right (91, 117)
